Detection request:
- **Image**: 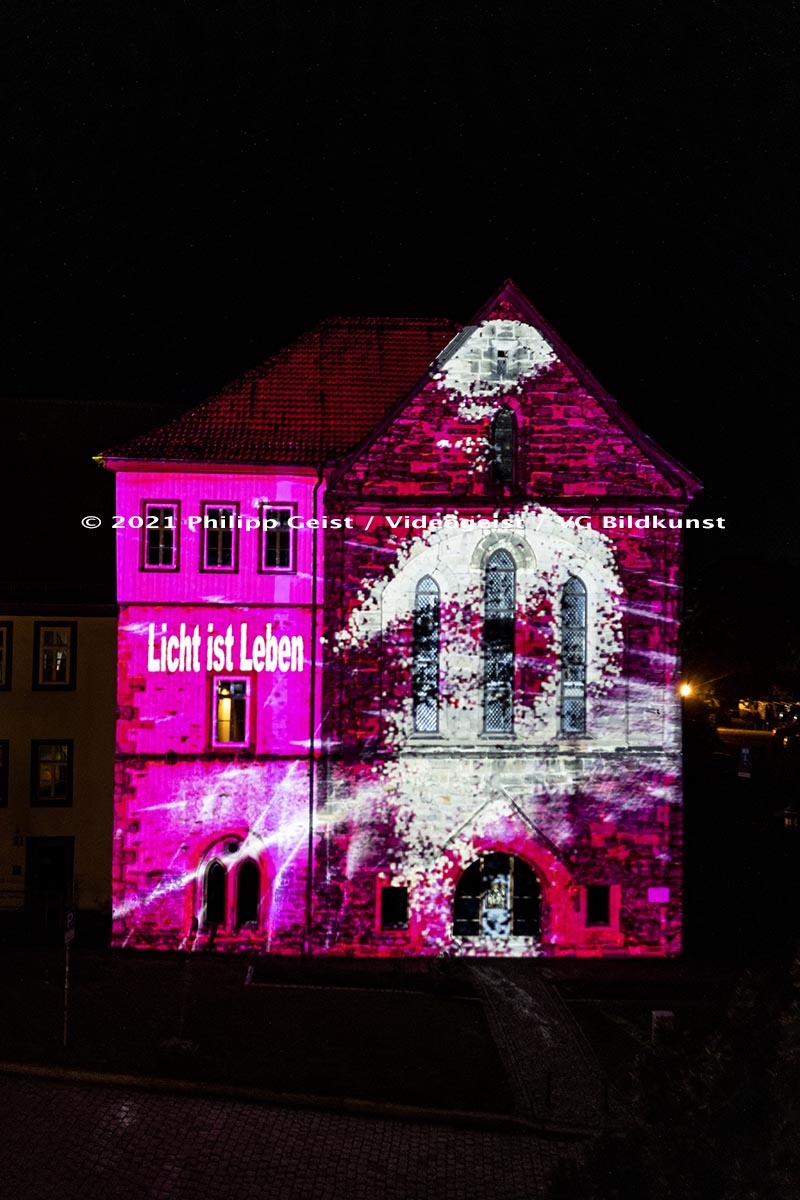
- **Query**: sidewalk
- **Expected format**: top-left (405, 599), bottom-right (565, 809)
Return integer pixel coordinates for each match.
top-left (1, 946), bottom-right (643, 1136)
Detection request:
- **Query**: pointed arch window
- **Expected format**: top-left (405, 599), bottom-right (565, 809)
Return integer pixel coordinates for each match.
top-left (236, 860), bottom-right (260, 926)
top-left (413, 575), bottom-right (440, 732)
top-left (491, 409), bottom-right (517, 485)
top-left (561, 576), bottom-right (587, 734)
top-left (205, 860), bottom-right (227, 926)
top-left (484, 550), bottom-right (515, 733)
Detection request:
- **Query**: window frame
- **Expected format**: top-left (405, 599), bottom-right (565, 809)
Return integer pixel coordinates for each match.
top-left (483, 549), bottom-right (516, 734)
top-left (560, 575), bottom-right (588, 735)
top-left (199, 501), bottom-right (240, 573)
top-left (32, 621), bottom-right (77, 690)
top-left (377, 882), bottom-right (410, 932)
top-left (412, 575), bottom-right (440, 734)
top-left (210, 675), bottom-right (252, 749)
top-left (0, 740), bottom-right (8, 807)
top-left (491, 408), bottom-right (517, 486)
top-left (0, 621), bottom-right (12, 689)
top-left (30, 739), bottom-right (74, 807)
top-left (585, 883), bottom-right (611, 927)
top-left (140, 500), bottom-right (181, 572)
top-left (197, 842), bottom-right (264, 934)
top-left (259, 502), bottom-right (297, 574)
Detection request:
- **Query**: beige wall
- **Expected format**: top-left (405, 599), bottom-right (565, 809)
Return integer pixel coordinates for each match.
top-left (0, 613), bottom-right (117, 918)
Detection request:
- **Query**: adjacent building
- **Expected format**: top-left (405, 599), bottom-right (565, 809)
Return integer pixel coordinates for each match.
top-left (0, 607), bottom-right (116, 940)
top-left (100, 280), bottom-right (700, 957)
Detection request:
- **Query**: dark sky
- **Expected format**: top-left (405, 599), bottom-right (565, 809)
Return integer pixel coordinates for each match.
top-left (2, 1), bottom-right (798, 584)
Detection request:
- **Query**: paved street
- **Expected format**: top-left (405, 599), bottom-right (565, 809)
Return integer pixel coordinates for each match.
top-left (0, 1074), bottom-right (582, 1200)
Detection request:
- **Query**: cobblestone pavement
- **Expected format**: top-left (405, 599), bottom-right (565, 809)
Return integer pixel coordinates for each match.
top-left (0, 1074), bottom-right (583, 1200)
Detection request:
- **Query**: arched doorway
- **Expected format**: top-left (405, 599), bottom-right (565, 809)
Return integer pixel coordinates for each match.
top-left (453, 852), bottom-right (541, 937)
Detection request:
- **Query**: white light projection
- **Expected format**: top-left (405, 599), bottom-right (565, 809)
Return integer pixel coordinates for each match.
top-left (432, 320), bottom-right (558, 421)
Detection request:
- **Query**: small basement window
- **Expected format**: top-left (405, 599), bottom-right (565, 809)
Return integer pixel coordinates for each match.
top-left (380, 885), bottom-right (409, 931)
top-left (586, 884), bottom-right (611, 927)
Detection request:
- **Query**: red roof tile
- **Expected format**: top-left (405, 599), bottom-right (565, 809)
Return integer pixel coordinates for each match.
top-left (102, 317), bottom-right (459, 466)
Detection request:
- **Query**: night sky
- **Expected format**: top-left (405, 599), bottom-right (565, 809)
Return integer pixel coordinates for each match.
top-left (3, 3), bottom-right (798, 650)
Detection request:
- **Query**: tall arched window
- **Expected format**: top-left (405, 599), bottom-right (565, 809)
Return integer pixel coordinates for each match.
top-left (205, 860), bottom-right (226, 926)
top-left (561, 576), bottom-right (587, 733)
top-left (484, 550), bottom-right (515, 732)
top-left (236, 860), bottom-right (260, 926)
top-left (491, 409), bottom-right (517, 485)
top-left (413, 575), bottom-right (440, 732)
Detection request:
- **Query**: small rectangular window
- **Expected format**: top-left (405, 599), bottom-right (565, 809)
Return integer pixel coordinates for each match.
top-left (33, 622), bottom-right (76, 689)
top-left (0, 741), bottom-right (8, 806)
top-left (260, 505), bottom-right (295, 572)
top-left (212, 678), bottom-right (250, 747)
top-left (586, 884), bottom-right (611, 927)
top-left (31, 741), bottom-right (73, 807)
top-left (0, 622), bottom-right (12, 689)
top-left (380, 885), bottom-right (409, 931)
top-left (142, 502), bottom-right (179, 570)
top-left (201, 503), bottom-right (239, 572)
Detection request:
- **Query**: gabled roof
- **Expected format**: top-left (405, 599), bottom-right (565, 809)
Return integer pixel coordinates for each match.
top-left (100, 317), bottom-right (460, 468)
top-left (330, 279), bottom-right (701, 497)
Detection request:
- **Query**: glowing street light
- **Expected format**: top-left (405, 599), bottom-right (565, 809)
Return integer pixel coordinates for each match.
top-left (679, 683), bottom-right (692, 698)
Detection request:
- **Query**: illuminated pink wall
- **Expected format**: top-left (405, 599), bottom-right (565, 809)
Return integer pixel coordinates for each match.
top-left (111, 469), bottom-right (321, 951)
top-left (108, 282), bottom-right (699, 957)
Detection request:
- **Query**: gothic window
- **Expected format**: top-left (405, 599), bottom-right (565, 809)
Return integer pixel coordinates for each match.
top-left (236, 860), bottom-right (260, 925)
top-left (484, 550), bottom-right (515, 733)
top-left (412, 575), bottom-right (440, 732)
top-left (561, 576), bottom-right (587, 734)
top-left (453, 853), bottom-right (541, 937)
top-left (205, 860), bottom-right (227, 926)
top-left (491, 409), bottom-right (516, 485)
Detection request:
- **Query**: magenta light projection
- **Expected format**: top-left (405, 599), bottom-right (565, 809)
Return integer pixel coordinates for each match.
top-left (102, 281), bottom-right (700, 956)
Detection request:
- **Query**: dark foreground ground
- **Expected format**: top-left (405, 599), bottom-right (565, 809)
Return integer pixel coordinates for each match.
top-left (3, 945), bottom-right (799, 1199)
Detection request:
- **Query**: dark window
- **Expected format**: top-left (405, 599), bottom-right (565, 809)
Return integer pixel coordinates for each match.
top-left (413, 576), bottom-right (440, 732)
top-left (454, 853), bottom-right (541, 937)
top-left (205, 861), bottom-right (226, 926)
top-left (491, 409), bottom-right (516, 484)
top-left (586, 884), bottom-right (611, 926)
top-left (380, 886), bottom-right (409, 931)
top-left (561, 576), bottom-right (587, 734)
top-left (484, 550), bottom-right (515, 732)
top-left (143, 503), bottom-right (178, 569)
top-left (495, 350), bottom-right (508, 378)
top-left (202, 504), bottom-right (238, 571)
top-left (0, 740), bottom-right (8, 806)
top-left (236, 861), bottom-right (260, 925)
top-left (213, 678), bottom-right (248, 745)
top-left (33, 622), bottom-right (76, 688)
top-left (31, 741), bottom-right (73, 807)
top-left (0, 622), bottom-right (12, 689)
top-left (261, 506), bottom-right (294, 570)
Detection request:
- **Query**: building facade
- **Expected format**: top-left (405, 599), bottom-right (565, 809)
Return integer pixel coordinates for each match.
top-left (102, 281), bottom-right (700, 957)
top-left (0, 607), bottom-right (116, 941)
